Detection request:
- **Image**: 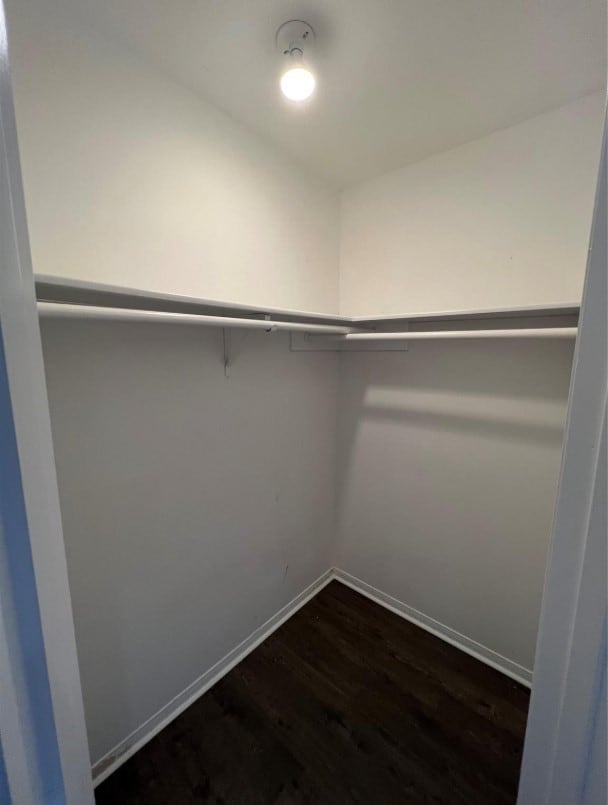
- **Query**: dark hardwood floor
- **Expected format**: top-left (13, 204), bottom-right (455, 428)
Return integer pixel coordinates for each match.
top-left (95, 581), bottom-right (529, 804)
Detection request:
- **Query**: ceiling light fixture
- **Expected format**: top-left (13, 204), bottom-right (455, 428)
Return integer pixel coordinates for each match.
top-left (276, 20), bottom-right (316, 102)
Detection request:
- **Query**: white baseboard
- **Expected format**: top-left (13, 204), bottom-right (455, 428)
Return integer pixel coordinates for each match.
top-left (92, 568), bottom-right (334, 786)
top-left (332, 568), bottom-right (533, 688)
top-left (93, 565), bottom-right (532, 786)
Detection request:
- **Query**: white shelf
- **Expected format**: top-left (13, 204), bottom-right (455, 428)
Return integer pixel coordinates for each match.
top-left (34, 275), bottom-right (350, 326)
top-left (35, 275), bottom-right (580, 329)
top-left (351, 302), bottom-right (580, 324)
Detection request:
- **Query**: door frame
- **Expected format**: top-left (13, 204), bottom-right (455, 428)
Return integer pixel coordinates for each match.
top-left (0, 1), bottom-right (94, 801)
top-left (517, 110), bottom-right (607, 804)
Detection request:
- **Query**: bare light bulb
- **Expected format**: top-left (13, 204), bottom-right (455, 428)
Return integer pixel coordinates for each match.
top-left (276, 21), bottom-right (317, 103)
top-left (280, 66), bottom-right (316, 102)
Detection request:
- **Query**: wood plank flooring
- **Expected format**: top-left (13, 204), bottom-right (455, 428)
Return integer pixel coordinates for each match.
top-left (95, 581), bottom-right (530, 804)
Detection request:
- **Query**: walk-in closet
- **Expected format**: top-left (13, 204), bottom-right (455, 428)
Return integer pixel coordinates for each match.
top-left (0, 1), bottom-right (606, 803)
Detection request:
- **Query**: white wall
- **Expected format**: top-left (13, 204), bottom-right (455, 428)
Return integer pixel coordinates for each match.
top-left (40, 318), bottom-right (338, 764)
top-left (6, 0), bottom-right (339, 313)
top-left (335, 339), bottom-right (574, 675)
top-left (339, 92), bottom-right (605, 315)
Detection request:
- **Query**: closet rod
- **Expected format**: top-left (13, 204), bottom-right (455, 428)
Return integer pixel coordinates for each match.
top-left (320, 327), bottom-right (577, 341)
top-left (37, 302), bottom-right (353, 335)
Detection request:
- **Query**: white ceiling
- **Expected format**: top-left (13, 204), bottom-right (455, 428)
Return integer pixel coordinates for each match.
top-left (56, 0), bottom-right (606, 188)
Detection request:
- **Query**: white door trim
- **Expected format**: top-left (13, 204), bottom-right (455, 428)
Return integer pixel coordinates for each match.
top-left (517, 108), bottom-right (607, 805)
top-left (0, 1), bottom-right (94, 801)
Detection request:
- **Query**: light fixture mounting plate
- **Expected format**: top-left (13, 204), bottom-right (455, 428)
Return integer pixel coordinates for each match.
top-left (275, 20), bottom-right (315, 57)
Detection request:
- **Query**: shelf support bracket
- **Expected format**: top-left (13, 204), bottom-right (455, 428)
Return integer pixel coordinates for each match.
top-left (290, 329), bottom-right (409, 352)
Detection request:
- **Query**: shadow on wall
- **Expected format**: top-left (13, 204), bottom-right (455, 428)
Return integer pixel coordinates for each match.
top-left (334, 337), bottom-right (575, 669)
top-left (351, 402), bottom-right (564, 445)
top-left (337, 338), bottom-right (574, 493)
